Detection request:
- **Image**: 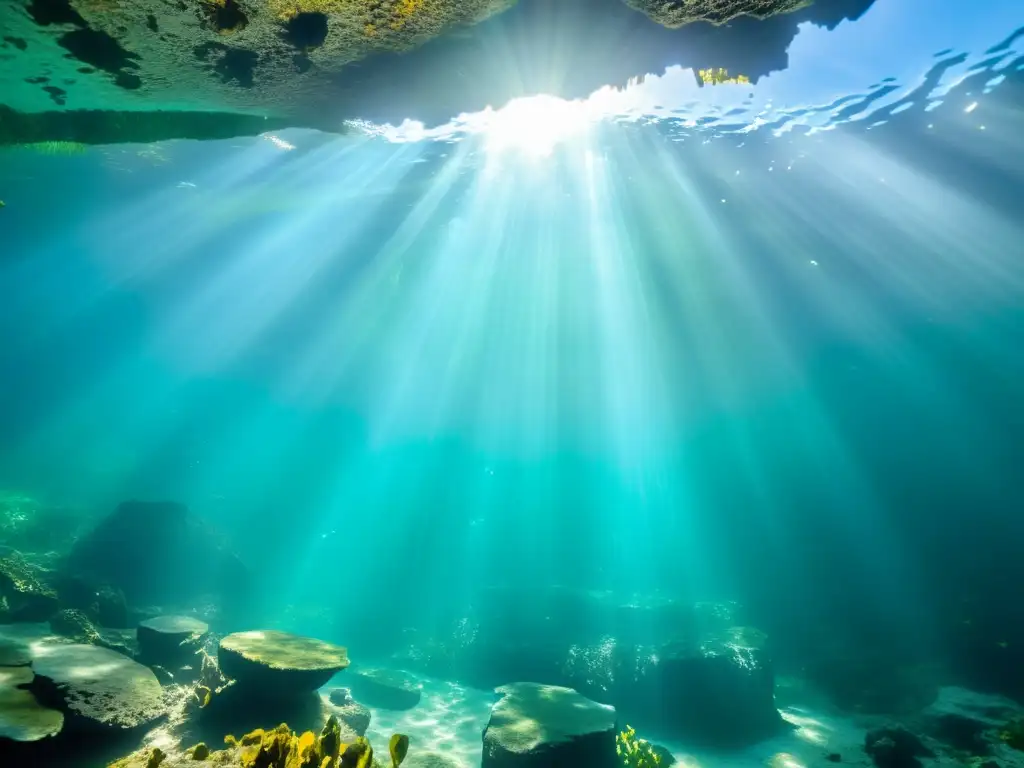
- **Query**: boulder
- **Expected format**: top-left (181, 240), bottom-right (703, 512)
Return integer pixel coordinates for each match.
top-left (920, 687), bottom-right (1022, 756)
top-left (29, 643), bottom-right (166, 731)
top-left (219, 630), bottom-right (349, 695)
top-left (349, 668), bottom-right (422, 710)
top-left (624, 626), bottom-right (783, 747)
top-left (482, 682), bottom-right (617, 768)
top-left (0, 552), bottom-right (59, 622)
top-left (49, 608), bottom-right (101, 644)
top-left (0, 0), bottom-right (876, 145)
top-left (326, 687), bottom-right (371, 735)
top-left (864, 726), bottom-right (934, 768)
top-left (63, 501), bottom-right (252, 617)
top-left (137, 615), bottom-right (210, 666)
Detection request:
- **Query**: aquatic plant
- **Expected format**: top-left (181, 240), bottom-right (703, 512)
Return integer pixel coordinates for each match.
top-left (220, 717), bottom-right (410, 768)
top-left (697, 67), bottom-right (751, 86)
top-left (14, 141), bottom-right (89, 155)
top-left (999, 717), bottom-right (1024, 751)
top-left (616, 725), bottom-right (662, 768)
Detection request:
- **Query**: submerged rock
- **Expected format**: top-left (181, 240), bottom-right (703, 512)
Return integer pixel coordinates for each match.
top-left (0, 0), bottom-right (875, 145)
top-left (349, 668), bottom-right (422, 711)
top-left (482, 682), bottom-right (617, 768)
top-left (325, 687), bottom-right (371, 735)
top-left (63, 501), bottom-right (252, 618)
top-left (219, 630), bottom-right (349, 695)
top-left (137, 615), bottom-right (210, 667)
top-left (29, 643), bottom-right (166, 731)
top-left (0, 552), bottom-right (59, 622)
top-left (0, 665), bottom-right (64, 744)
top-left (864, 725), bottom-right (935, 768)
top-left (49, 608), bottom-right (101, 645)
top-left (635, 626), bottom-right (784, 747)
top-left (624, 0), bottom-right (812, 27)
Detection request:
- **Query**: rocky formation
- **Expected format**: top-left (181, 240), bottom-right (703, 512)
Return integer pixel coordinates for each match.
top-left (29, 643), bottom-right (166, 732)
top-left (0, 0), bottom-right (878, 144)
top-left (63, 501), bottom-right (252, 621)
top-left (348, 668), bottom-right (422, 711)
top-left (630, 626), bottom-right (783, 746)
top-left (48, 607), bottom-right (101, 644)
top-left (864, 725), bottom-right (934, 768)
top-left (218, 630), bottom-right (349, 695)
top-left (0, 663), bottom-right (63, 744)
top-left (482, 683), bottom-right (617, 768)
top-left (0, 551), bottom-right (59, 621)
top-left (624, 0), bottom-right (811, 27)
top-left (137, 615), bottom-right (210, 668)
top-left (325, 687), bottom-right (371, 735)
top-left (395, 592), bottom-right (782, 747)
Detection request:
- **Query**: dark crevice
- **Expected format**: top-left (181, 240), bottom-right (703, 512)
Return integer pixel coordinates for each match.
top-left (283, 12), bottom-right (328, 50)
top-left (146, 14), bottom-right (159, 33)
top-left (28, 0), bottom-right (86, 26)
top-left (42, 86), bottom-right (67, 105)
top-left (57, 29), bottom-right (140, 76)
top-left (115, 73), bottom-right (143, 90)
top-left (193, 42), bottom-right (258, 88)
top-left (200, 0), bottom-right (248, 34)
top-left (4, 36), bottom-right (29, 51)
top-left (24, 76), bottom-right (49, 84)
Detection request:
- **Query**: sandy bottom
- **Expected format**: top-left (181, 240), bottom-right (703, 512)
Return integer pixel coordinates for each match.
top-left (356, 674), bottom-right (1024, 768)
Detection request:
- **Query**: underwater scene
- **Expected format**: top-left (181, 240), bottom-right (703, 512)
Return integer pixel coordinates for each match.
top-left (1, 0), bottom-right (1024, 766)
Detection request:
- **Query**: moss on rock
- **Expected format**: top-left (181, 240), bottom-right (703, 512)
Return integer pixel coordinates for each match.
top-left (219, 631), bottom-right (349, 694)
top-left (622, 0), bottom-right (813, 27)
top-left (49, 608), bottom-right (102, 645)
top-left (29, 643), bottom-right (166, 730)
top-left (0, 552), bottom-right (59, 622)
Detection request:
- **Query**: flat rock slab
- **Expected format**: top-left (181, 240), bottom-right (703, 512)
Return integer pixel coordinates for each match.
top-left (137, 615), bottom-right (209, 665)
top-left (29, 643), bottom-right (165, 731)
top-left (219, 630), bottom-right (349, 694)
top-left (482, 682), bottom-right (617, 768)
top-left (349, 668), bottom-right (422, 710)
top-left (0, 665), bottom-right (64, 743)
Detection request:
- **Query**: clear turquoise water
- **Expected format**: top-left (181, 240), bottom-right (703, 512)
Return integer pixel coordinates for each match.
top-left (0, 0), bottom-right (1022, 665)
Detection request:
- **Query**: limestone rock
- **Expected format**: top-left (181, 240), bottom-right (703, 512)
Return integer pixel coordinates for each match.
top-left (0, 0), bottom-right (514, 121)
top-left (29, 643), bottom-right (166, 731)
top-left (63, 501), bottom-right (252, 616)
top-left (0, 665), bottom-right (64, 743)
top-left (349, 668), bottom-right (422, 710)
top-left (864, 725), bottom-right (934, 768)
top-left (623, 0), bottom-right (812, 27)
top-left (137, 615), bottom-right (210, 667)
top-left (49, 608), bottom-right (101, 644)
top-left (218, 630), bottom-right (349, 694)
top-left (0, 552), bottom-right (58, 622)
top-left (482, 682), bottom-right (617, 768)
top-left (325, 687), bottom-right (371, 735)
top-left (631, 626), bottom-right (783, 747)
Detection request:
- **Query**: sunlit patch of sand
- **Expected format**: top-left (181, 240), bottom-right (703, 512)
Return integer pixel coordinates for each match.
top-left (359, 678), bottom-right (495, 767)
